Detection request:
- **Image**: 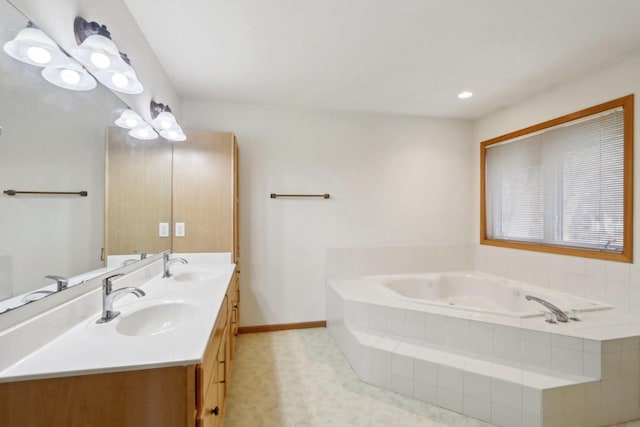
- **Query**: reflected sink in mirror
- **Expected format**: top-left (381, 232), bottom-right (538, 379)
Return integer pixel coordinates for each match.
top-left (115, 298), bottom-right (204, 336)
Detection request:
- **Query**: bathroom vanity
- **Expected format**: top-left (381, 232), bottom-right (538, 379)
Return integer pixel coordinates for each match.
top-left (0, 256), bottom-right (239, 427)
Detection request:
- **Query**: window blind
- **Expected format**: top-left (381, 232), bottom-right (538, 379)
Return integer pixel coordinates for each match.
top-left (485, 108), bottom-right (625, 252)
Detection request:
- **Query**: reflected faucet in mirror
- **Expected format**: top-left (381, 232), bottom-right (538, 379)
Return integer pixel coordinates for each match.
top-left (20, 275), bottom-right (69, 302)
top-left (45, 275), bottom-right (68, 291)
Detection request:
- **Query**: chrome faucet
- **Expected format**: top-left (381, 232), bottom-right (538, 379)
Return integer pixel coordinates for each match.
top-left (525, 295), bottom-right (569, 323)
top-left (97, 273), bottom-right (145, 324)
top-left (45, 275), bottom-right (68, 291)
top-left (163, 251), bottom-right (188, 278)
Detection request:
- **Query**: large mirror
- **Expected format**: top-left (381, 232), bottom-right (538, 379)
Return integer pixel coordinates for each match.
top-left (0, 0), bottom-right (171, 313)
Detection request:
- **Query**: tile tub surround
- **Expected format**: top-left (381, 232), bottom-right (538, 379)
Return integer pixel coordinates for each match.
top-left (327, 276), bottom-right (640, 426)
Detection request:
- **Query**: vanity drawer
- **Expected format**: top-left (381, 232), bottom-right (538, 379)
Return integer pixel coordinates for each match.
top-left (196, 296), bottom-right (228, 408)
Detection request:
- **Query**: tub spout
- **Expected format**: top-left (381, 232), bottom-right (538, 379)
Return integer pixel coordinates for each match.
top-left (525, 295), bottom-right (569, 322)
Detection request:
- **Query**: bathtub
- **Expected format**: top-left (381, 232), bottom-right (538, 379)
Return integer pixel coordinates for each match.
top-left (365, 272), bottom-right (611, 318)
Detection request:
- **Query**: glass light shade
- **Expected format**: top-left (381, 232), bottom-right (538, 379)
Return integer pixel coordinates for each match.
top-left (160, 125), bottom-right (187, 142)
top-left (114, 109), bottom-right (143, 129)
top-left (3, 27), bottom-right (69, 68)
top-left (41, 60), bottom-right (97, 91)
top-left (71, 34), bottom-right (129, 74)
top-left (152, 111), bottom-right (177, 130)
top-left (129, 124), bottom-right (158, 140)
top-left (93, 67), bottom-right (144, 94)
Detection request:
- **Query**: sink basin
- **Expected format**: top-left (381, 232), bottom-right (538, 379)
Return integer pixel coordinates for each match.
top-left (170, 267), bottom-right (226, 283)
top-left (116, 299), bottom-right (202, 336)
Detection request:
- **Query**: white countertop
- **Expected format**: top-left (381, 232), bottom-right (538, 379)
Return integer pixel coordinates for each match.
top-left (0, 262), bottom-right (236, 383)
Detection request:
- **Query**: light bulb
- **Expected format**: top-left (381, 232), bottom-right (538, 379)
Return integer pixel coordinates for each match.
top-left (26, 46), bottom-right (51, 64)
top-left (458, 91), bottom-right (473, 99)
top-left (115, 109), bottom-right (144, 129)
top-left (168, 130), bottom-right (179, 139)
top-left (60, 69), bottom-right (81, 85)
top-left (90, 51), bottom-right (110, 69)
top-left (125, 118), bottom-right (138, 128)
top-left (160, 119), bottom-right (172, 129)
top-left (139, 128), bottom-right (149, 138)
top-left (111, 73), bottom-right (129, 88)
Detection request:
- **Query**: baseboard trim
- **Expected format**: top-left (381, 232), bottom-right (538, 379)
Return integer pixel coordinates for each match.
top-left (238, 321), bottom-right (326, 334)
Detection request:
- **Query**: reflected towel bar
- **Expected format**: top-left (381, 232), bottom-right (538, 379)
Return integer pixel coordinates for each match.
top-left (4, 190), bottom-right (88, 197)
top-left (270, 193), bottom-right (330, 199)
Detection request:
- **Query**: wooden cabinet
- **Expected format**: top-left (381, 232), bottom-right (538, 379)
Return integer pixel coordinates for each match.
top-left (0, 271), bottom-right (240, 427)
top-left (172, 131), bottom-right (238, 255)
top-left (105, 129), bottom-right (239, 261)
top-left (229, 274), bottom-right (240, 360)
top-left (104, 127), bottom-right (173, 256)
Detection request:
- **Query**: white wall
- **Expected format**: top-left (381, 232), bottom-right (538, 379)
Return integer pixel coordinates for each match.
top-left (183, 102), bottom-right (473, 326)
top-left (472, 51), bottom-right (640, 313)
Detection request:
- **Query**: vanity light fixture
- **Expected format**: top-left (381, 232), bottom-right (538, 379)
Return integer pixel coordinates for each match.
top-left (150, 100), bottom-right (187, 142)
top-left (41, 59), bottom-right (97, 91)
top-left (458, 91), bottom-right (473, 99)
top-left (71, 17), bottom-right (144, 95)
top-left (3, 22), bottom-right (68, 68)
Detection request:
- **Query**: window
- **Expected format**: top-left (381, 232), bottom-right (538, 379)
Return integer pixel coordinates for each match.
top-left (480, 95), bottom-right (634, 262)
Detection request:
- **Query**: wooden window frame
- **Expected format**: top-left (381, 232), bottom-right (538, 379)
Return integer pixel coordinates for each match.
top-left (480, 94), bottom-right (634, 263)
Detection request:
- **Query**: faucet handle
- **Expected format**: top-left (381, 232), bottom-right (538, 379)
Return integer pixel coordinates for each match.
top-left (103, 273), bottom-right (125, 293)
top-left (45, 275), bottom-right (69, 291)
top-left (544, 312), bottom-right (557, 324)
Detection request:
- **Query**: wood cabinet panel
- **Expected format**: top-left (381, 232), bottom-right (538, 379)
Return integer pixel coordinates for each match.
top-left (105, 129), bottom-right (238, 260)
top-left (229, 275), bottom-right (240, 360)
top-left (172, 131), bottom-right (235, 253)
top-left (0, 366), bottom-right (195, 427)
top-left (197, 295), bottom-right (228, 410)
top-left (105, 127), bottom-right (173, 257)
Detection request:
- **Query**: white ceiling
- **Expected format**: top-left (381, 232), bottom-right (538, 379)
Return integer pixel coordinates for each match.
top-left (123, 0), bottom-right (640, 119)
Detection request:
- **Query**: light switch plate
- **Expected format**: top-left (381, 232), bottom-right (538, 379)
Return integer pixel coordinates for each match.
top-left (159, 223), bottom-right (169, 237)
top-left (175, 222), bottom-right (185, 237)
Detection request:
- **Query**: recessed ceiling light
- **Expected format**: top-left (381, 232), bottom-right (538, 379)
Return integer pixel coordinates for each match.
top-left (458, 91), bottom-right (473, 99)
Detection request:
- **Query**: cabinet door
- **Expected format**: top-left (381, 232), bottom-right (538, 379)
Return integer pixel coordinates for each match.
top-left (105, 127), bottom-right (173, 257)
top-left (172, 131), bottom-right (235, 253)
top-left (217, 325), bottom-right (229, 409)
top-left (230, 276), bottom-right (240, 359)
top-left (198, 366), bottom-right (221, 427)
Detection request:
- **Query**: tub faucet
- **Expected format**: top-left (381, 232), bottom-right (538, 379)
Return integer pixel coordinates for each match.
top-left (163, 251), bottom-right (188, 278)
top-left (525, 295), bottom-right (569, 322)
top-left (45, 275), bottom-right (68, 291)
top-left (97, 273), bottom-right (145, 324)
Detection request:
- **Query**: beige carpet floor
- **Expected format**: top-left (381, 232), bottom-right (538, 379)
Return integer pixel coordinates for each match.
top-left (224, 327), bottom-right (640, 427)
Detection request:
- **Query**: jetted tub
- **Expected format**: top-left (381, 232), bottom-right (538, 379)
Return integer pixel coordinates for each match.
top-left (365, 272), bottom-right (611, 318)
